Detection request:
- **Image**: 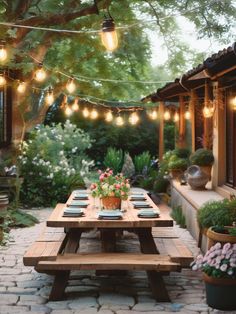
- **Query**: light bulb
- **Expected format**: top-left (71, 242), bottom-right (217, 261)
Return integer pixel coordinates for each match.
top-left (0, 44), bottom-right (7, 62)
top-left (17, 81), bottom-right (26, 94)
top-left (66, 78), bottom-right (76, 93)
top-left (101, 17), bottom-right (118, 52)
top-left (83, 107), bottom-right (89, 118)
top-left (90, 108), bottom-right (98, 119)
top-left (71, 98), bottom-right (79, 111)
top-left (203, 105), bottom-right (213, 118)
top-left (116, 115), bottom-right (124, 126)
top-left (105, 111), bottom-right (113, 122)
top-left (65, 106), bottom-right (73, 116)
top-left (129, 112), bottom-right (139, 125)
top-left (35, 63), bottom-right (46, 82)
top-left (231, 96), bottom-right (236, 110)
top-left (184, 110), bottom-right (191, 120)
top-left (164, 110), bottom-right (171, 121)
top-left (45, 88), bottom-right (54, 105)
top-left (0, 74), bottom-right (6, 86)
top-left (149, 109), bottom-right (158, 120)
top-left (173, 112), bottom-right (180, 122)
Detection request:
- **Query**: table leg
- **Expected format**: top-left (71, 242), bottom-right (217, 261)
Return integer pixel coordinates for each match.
top-left (136, 228), bottom-right (170, 302)
top-left (49, 229), bottom-right (82, 301)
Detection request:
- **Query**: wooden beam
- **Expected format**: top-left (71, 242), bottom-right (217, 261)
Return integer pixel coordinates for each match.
top-left (178, 95), bottom-right (186, 148)
top-left (159, 102), bottom-right (164, 161)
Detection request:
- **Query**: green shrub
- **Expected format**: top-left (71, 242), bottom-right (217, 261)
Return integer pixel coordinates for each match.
top-left (134, 151), bottom-right (151, 174)
top-left (168, 158), bottom-right (188, 170)
top-left (103, 147), bottom-right (123, 174)
top-left (190, 148), bottom-right (214, 166)
top-left (171, 206), bottom-right (186, 228)
top-left (173, 148), bottom-right (191, 159)
top-left (18, 120), bottom-right (94, 207)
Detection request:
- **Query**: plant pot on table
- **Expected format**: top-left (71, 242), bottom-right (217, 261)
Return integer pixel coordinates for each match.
top-left (101, 196), bottom-right (121, 210)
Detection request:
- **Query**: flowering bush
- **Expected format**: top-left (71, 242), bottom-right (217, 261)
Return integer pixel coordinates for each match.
top-left (18, 120), bottom-right (94, 206)
top-left (90, 169), bottom-right (130, 200)
top-left (191, 242), bottom-right (236, 279)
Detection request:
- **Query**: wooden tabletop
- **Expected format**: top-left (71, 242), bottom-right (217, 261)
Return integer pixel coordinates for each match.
top-left (47, 192), bottom-right (173, 228)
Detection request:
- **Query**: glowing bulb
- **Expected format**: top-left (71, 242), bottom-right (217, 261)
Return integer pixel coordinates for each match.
top-left (65, 106), bottom-right (73, 116)
top-left (17, 81), bottom-right (26, 94)
top-left (83, 107), bottom-right (89, 118)
top-left (45, 88), bottom-right (54, 105)
top-left (231, 96), bottom-right (236, 110)
top-left (184, 110), bottom-right (191, 120)
top-left (90, 108), bottom-right (98, 119)
top-left (66, 78), bottom-right (76, 93)
top-left (105, 111), bottom-right (113, 122)
top-left (164, 110), bottom-right (171, 121)
top-left (116, 115), bottom-right (124, 126)
top-left (149, 109), bottom-right (158, 120)
top-left (203, 105), bottom-right (213, 118)
top-left (0, 74), bottom-right (6, 86)
top-left (173, 112), bottom-right (180, 122)
top-left (71, 98), bottom-right (79, 111)
top-left (0, 43), bottom-right (7, 62)
top-left (129, 112), bottom-right (139, 125)
top-left (101, 17), bottom-right (118, 52)
top-left (35, 63), bottom-right (46, 82)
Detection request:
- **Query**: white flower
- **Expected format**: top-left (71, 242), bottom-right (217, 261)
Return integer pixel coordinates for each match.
top-left (59, 151), bottom-right (64, 156)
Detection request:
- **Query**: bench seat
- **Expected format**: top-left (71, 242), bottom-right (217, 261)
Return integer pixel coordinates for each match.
top-left (37, 253), bottom-right (181, 272)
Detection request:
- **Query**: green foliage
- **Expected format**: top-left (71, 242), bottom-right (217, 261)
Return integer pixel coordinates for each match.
top-left (164, 123), bottom-right (175, 151)
top-left (134, 151), bottom-right (152, 175)
top-left (18, 120), bottom-right (93, 206)
top-left (190, 148), bottom-right (214, 166)
top-left (197, 199), bottom-right (236, 229)
top-left (171, 206), bottom-right (186, 228)
top-left (173, 148), bottom-right (191, 159)
top-left (103, 147), bottom-right (123, 174)
top-left (121, 153), bottom-right (135, 178)
top-left (168, 158), bottom-right (188, 170)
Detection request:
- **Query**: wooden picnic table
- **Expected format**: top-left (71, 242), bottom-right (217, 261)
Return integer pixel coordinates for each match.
top-left (24, 191), bottom-right (193, 302)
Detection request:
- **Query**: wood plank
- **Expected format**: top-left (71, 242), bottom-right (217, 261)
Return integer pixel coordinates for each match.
top-left (37, 226), bottom-right (65, 242)
top-left (23, 241), bottom-right (63, 266)
top-left (37, 253), bottom-right (181, 272)
top-left (152, 227), bottom-right (178, 238)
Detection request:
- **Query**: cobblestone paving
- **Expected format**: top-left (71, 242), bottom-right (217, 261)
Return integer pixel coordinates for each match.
top-left (0, 208), bottom-right (235, 314)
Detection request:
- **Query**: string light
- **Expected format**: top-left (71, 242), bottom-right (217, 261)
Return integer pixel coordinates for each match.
top-left (232, 96), bottom-right (236, 110)
top-left (17, 81), bottom-right (26, 94)
top-left (129, 112), bottom-right (139, 125)
top-left (148, 109), bottom-right (158, 120)
top-left (0, 41), bottom-right (7, 62)
top-left (65, 105), bottom-right (73, 116)
top-left (203, 104), bottom-right (214, 118)
top-left (184, 108), bottom-right (191, 120)
top-left (164, 109), bottom-right (171, 121)
top-left (0, 74), bottom-right (6, 86)
top-left (173, 111), bottom-right (180, 122)
top-left (66, 77), bottom-right (76, 93)
top-left (90, 108), bottom-right (98, 119)
top-left (105, 110), bottom-right (113, 122)
top-left (34, 63), bottom-right (46, 82)
top-left (71, 97), bottom-right (79, 111)
top-left (83, 107), bottom-right (89, 118)
top-left (45, 87), bottom-right (54, 105)
top-left (101, 16), bottom-right (118, 52)
top-left (116, 115), bottom-right (124, 126)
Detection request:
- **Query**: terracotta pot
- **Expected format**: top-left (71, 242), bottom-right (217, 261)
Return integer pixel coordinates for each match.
top-left (207, 226), bottom-right (236, 249)
top-left (199, 165), bottom-right (212, 180)
top-left (203, 273), bottom-right (236, 310)
top-left (101, 197), bottom-right (121, 210)
top-left (170, 169), bottom-right (183, 180)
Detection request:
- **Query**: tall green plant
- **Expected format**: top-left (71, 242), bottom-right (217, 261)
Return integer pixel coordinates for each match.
top-left (103, 147), bottom-right (123, 174)
top-left (134, 151), bottom-right (151, 175)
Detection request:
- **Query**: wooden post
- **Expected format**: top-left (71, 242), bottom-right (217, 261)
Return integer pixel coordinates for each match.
top-left (159, 101), bottom-right (164, 161)
top-left (178, 95), bottom-right (186, 148)
top-left (189, 90), bottom-right (196, 152)
top-left (203, 81), bottom-right (213, 150)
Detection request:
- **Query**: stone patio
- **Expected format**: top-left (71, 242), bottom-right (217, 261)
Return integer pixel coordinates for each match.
top-left (0, 208), bottom-right (235, 314)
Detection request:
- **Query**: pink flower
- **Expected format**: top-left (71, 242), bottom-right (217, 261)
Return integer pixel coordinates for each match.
top-left (220, 264), bottom-right (228, 272)
top-left (98, 170), bottom-right (102, 174)
top-left (90, 183), bottom-right (97, 190)
top-left (99, 174), bottom-right (104, 181)
top-left (115, 184), bottom-right (121, 189)
top-left (222, 243), bottom-right (231, 254)
top-left (109, 169), bottom-right (113, 175)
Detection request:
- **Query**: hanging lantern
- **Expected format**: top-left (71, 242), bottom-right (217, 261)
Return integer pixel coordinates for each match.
top-left (0, 41), bottom-right (7, 62)
top-left (203, 105), bottom-right (214, 118)
top-left (45, 87), bottom-right (54, 105)
top-left (232, 96), bottom-right (236, 110)
top-left (83, 107), bottom-right (89, 118)
top-left (66, 77), bottom-right (76, 93)
top-left (129, 112), bottom-right (139, 125)
top-left (105, 110), bottom-right (113, 122)
top-left (35, 63), bottom-right (46, 82)
top-left (101, 16), bottom-right (118, 52)
top-left (116, 115), bottom-right (124, 126)
top-left (65, 105), bottom-right (73, 116)
top-left (202, 81), bottom-right (214, 118)
top-left (164, 109), bottom-right (171, 121)
top-left (0, 73), bottom-right (6, 86)
top-left (17, 81), bottom-right (26, 94)
top-left (173, 111), bottom-right (180, 122)
top-left (90, 108), bottom-right (98, 119)
top-left (184, 109), bottom-right (191, 120)
top-left (148, 109), bottom-right (158, 120)
top-left (71, 97), bottom-right (79, 111)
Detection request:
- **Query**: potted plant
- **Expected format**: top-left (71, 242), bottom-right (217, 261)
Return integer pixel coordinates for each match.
top-left (90, 168), bottom-right (130, 210)
top-left (190, 148), bottom-right (214, 179)
top-left (168, 157), bottom-right (188, 180)
top-left (191, 242), bottom-right (236, 310)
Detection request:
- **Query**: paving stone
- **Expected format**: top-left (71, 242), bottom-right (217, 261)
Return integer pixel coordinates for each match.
top-left (0, 294), bottom-right (19, 305)
top-left (98, 293), bottom-right (135, 308)
top-left (0, 305), bottom-right (30, 313)
top-left (47, 300), bottom-right (70, 310)
top-left (18, 294), bottom-right (47, 306)
top-left (184, 303), bottom-right (209, 311)
top-left (30, 304), bottom-right (51, 313)
top-left (51, 310), bottom-right (73, 314)
top-left (0, 281), bottom-right (16, 287)
top-left (68, 296), bottom-right (98, 310)
top-left (132, 303), bottom-right (164, 311)
top-left (7, 287), bottom-right (38, 294)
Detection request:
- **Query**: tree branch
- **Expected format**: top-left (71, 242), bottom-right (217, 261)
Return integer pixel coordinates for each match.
top-left (14, 0), bottom-right (33, 19)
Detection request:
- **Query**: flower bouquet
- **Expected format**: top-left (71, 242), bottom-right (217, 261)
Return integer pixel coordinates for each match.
top-left (90, 169), bottom-right (130, 209)
top-left (191, 242), bottom-right (236, 310)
